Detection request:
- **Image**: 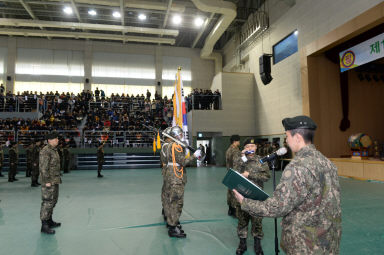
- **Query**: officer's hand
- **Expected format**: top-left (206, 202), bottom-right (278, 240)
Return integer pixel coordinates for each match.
top-left (193, 149), bottom-right (202, 158)
top-left (34, 163), bottom-right (37, 166)
top-left (46, 183), bottom-right (51, 187)
top-left (233, 189), bottom-right (244, 204)
top-left (241, 149), bottom-right (247, 155)
top-left (242, 171), bottom-right (249, 178)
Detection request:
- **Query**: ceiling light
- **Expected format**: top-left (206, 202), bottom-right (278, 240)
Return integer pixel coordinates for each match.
top-left (194, 17), bottom-right (204, 27)
top-left (294, 30), bottom-right (299, 36)
top-left (138, 14), bottom-right (147, 21)
top-left (113, 11), bottom-right (121, 18)
top-left (172, 15), bottom-right (182, 25)
top-left (88, 9), bottom-right (97, 16)
top-left (63, 6), bottom-right (73, 15)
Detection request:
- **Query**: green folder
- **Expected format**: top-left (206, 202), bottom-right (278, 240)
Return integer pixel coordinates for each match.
top-left (222, 169), bottom-right (269, 201)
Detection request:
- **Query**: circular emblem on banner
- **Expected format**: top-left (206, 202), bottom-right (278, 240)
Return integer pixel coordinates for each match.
top-left (341, 50), bottom-right (355, 68)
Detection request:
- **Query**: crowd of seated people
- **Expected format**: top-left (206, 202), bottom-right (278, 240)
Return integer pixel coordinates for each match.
top-left (186, 88), bottom-right (221, 112)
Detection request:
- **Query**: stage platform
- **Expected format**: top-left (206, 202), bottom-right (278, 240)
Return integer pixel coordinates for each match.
top-left (331, 158), bottom-right (384, 181)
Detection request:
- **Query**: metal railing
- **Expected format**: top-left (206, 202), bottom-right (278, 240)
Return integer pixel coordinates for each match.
top-left (0, 96), bottom-right (41, 112)
top-left (189, 94), bottom-right (222, 111)
top-left (0, 130), bottom-right (16, 144)
top-left (16, 129), bottom-right (81, 146)
top-left (82, 130), bottom-right (155, 148)
top-left (88, 101), bottom-right (111, 109)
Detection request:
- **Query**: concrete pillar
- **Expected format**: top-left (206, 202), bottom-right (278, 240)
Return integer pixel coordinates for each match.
top-left (155, 45), bottom-right (162, 97)
top-left (84, 41), bottom-right (92, 92)
top-left (6, 37), bottom-right (16, 93)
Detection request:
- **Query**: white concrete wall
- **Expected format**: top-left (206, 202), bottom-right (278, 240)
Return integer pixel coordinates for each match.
top-left (189, 72), bottom-right (256, 136)
top-left (0, 36), bottom-right (215, 93)
top-left (222, 0), bottom-right (383, 136)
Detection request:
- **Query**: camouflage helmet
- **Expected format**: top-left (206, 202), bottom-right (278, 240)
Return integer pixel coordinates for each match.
top-left (170, 126), bottom-right (183, 139)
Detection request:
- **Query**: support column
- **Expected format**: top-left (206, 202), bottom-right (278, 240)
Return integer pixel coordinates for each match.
top-left (6, 37), bottom-right (16, 93)
top-left (84, 41), bottom-right (92, 92)
top-left (155, 45), bottom-right (162, 97)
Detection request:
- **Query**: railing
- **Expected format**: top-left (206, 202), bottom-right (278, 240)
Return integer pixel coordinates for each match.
top-left (82, 130), bottom-right (155, 148)
top-left (189, 94), bottom-right (222, 111)
top-left (16, 129), bottom-right (81, 146)
top-left (0, 130), bottom-right (16, 144)
top-left (88, 101), bottom-right (111, 109)
top-left (0, 96), bottom-right (41, 112)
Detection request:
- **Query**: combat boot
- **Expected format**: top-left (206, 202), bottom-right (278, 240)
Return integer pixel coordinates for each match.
top-left (31, 182), bottom-right (39, 187)
top-left (236, 238), bottom-right (247, 255)
top-left (254, 237), bottom-right (264, 255)
top-left (97, 172), bottom-right (103, 178)
top-left (36, 181), bottom-right (41, 186)
top-left (48, 217), bottom-right (61, 228)
top-left (41, 221), bottom-right (55, 234)
top-left (168, 226), bottom-right (186, 238)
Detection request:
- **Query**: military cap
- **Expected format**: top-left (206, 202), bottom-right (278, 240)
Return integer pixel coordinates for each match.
top-left (243, 137), bottom-right (256, 147)
top-left (230, 135), bottom-right (240, 143)
top-left (282, 115), bottom-right (317, 131)
top-left (45, 132), bottom-right (59, 140)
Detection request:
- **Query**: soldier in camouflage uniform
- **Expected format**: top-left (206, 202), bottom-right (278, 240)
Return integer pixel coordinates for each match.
top-left (40, 132), bottom-right (62, 234)
top-left (31, 139), bottom-right (42, 187)
top-left (160, 127), bottom-right (172, 221)
top-left (225, 134), bottom-right (241, 217)
top-left (25, 142), bottom-right (33, 177)
top-left (0, 143), bottom-right (4, 177)
top-left (8, 142), bottom-right (19, 182)
top-left (63, 143), bottom-right (71, 173)
top-left (233, 138), bottom-right (270, 255)
top-left (233, 115), bottom-right (342, 255)
top-left (97, 142), bottom-right (105, 178)
top-left (164, 126), bottom-right (201, 238)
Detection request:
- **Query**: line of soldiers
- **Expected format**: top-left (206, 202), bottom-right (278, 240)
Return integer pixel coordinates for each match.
top-left (160, 126), bottom-right (202, 238)
top-left (226, 135), bottom-right (270, 255)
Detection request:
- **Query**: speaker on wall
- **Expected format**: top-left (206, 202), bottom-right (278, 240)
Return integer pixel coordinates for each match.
top-left (85, 78), bottom-right (89, 83)
top-left (157, 81), bottom-right (161, 86)
top-left (6, 76), bottom-right (11, 81)
top-left (259, 54), bottom-right (273, 85)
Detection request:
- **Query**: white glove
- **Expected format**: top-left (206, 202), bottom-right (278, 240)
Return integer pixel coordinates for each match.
top-left (241, 155), bottom-right (248, 162)
top-left (193, 149), bottom-right (202, 158)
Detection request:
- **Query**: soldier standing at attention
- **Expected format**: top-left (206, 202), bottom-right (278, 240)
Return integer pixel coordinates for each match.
top-left (97, 142), bottom-right (105, 178)
top-left (63, 143), bottom-right (71, 173)
top-left (0, 143), bottom-right (4, 177)
top-left (26, 143), bottom-right (33, 177)
top-left (225, 134), bottom-right (241, 217)
top-left (164, 126), bottom-right (201, 238)
top-left (31, 139), bottom-right (42, 187)
top-left (234, 138), bottom-right (270, 255)
top-left (233, 115), bottom-right (342, 254)
top-left (8, 142), bottom-right (19, 182)
top-left (160, 127), bottom-right (172, 221)
top-left (40, 132), bottom-right (62, 234)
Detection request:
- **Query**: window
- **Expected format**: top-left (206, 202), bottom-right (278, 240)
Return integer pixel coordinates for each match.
top-left (14, 82), bottom-right (83, 95)
top-left (0, 47), bottom-right (7, 85)
top-left (91, 84), bottom-right (155, 98)
top-left (273, 30), bottom-right (298, 64)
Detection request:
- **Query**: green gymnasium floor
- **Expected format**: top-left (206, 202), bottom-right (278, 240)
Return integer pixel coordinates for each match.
top-left (0, 167), bottom-right (383, 255)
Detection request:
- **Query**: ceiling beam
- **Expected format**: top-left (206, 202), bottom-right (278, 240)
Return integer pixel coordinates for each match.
top-left (69, 0), bottom-right (82, 22)
top-left (162, 0), bottom-right (172, 29)
top-left (191, 13), bottom-right (214, 48)
top-left (0, 18), bottom-right (179, 36)
top-left (119, 0), bottom-right (125, 26)
top-left (0, 28), bottom-right (176, 44)
top-left (19, 0), bottom-right (50, 39)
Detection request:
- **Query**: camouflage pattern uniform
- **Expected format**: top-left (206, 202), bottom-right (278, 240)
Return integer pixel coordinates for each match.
top-left (234, 154), bottom-right (270, 239)
top-left (97, 145), bottom-right (104, 176)
top-left (160, 142), bottom-right (171, 217)
top-left (225, 145), bottom-right (242, 208)
top-left (26, 145), bottom-right (33, 177)
top-left (240, 144), bottom-right (342, 254)
top-left (31, 143), bottom-right (41, 185)
top-left (39, 144), bottom-right (61, 221)
top-left (8, 145), bottom-right (18, 181)
top-left (63, 146), bottom-right (70, 173)
top-left (0, 145), bottom-right (4, 176)
top-left (164, 142), bottom-right (195, 227)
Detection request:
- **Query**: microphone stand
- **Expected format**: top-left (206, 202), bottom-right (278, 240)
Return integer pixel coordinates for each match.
top-left (271, 158), bottom-right (279, 255)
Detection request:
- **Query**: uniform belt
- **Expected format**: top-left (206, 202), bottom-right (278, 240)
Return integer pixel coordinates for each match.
top-left (167, 162), bottom-right (180, 166)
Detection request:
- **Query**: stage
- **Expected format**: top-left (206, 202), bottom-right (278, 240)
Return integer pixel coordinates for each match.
top-left (331, 158), bottom-right (384, 181)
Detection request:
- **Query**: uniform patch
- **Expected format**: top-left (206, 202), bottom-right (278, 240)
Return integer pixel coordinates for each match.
top-left (284, 170), bottom-right (292, 178)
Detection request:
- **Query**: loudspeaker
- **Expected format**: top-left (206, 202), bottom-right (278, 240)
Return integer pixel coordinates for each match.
top-left (6, 76), bottom-right (11, 81)
top-left (157, 81), bottom-right (161, 86)
top-left (259, 54), bottom-right (273, 85)
top-left (85, 78), bottom-right (89, 83)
